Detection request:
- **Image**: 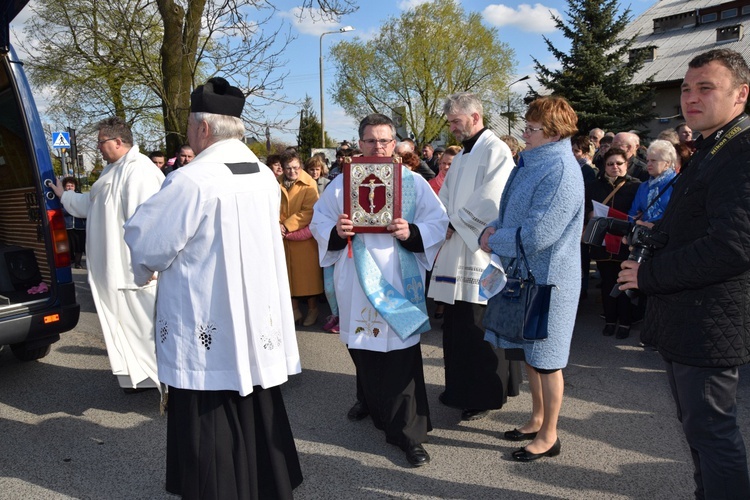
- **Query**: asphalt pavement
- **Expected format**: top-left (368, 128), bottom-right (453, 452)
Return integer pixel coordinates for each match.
top-left (0, 267), bottom-right (748, 499)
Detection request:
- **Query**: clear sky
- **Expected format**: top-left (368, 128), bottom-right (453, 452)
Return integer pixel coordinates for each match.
top-left (10, 0), bottom-right (654, 146)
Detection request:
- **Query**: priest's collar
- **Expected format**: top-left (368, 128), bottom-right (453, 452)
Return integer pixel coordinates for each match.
top-left (461, 127), bottom-right (487, 154)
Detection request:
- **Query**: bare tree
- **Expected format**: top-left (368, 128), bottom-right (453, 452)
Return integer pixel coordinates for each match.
top-left (22, 0), bottom-right (357, 155)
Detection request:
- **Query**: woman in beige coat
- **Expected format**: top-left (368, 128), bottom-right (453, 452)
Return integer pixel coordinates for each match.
top-left (279, 151), bottom-right (324, 326)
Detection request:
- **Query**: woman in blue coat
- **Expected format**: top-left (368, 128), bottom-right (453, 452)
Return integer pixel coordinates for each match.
top-left (479, 96), bottom-right (584, 462)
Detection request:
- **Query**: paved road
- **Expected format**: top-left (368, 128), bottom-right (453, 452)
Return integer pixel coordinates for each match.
top-left (1, 267), bottom-right (748, 499)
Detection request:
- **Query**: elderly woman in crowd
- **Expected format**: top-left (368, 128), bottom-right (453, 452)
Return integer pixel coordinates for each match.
top-left (628, 140), bottom-right (677, 224)
top-left (305, 156), bottom-right (330, 195)
top-left (479, 96), bottom-right (584, 462)
top-left (279, 151), bottom-right (324, 326)
top-left (585, 147), bottom-right (641, 339)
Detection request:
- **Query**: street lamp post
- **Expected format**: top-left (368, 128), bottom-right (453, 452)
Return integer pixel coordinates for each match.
top-left (507, 75), bottom-right (531, 135)
top-left (320, 26), bottom-right (355, 148)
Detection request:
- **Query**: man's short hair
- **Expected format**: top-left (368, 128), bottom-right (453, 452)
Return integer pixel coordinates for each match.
top-left (571, 135), bottom-right (594, 158)
top-left (689, 49), bottom-right (750, 88)
top-left (442, 92), bottom-right (483, 117)
top-left (179, 144), bottom-right (194, 154)
top-left (149, 151), bottom-right (165, 160)
top-left (658, 129), bottom-right (680, 145)
top-left (525, 96), bottom-right (578, 139)
top-left (358, 114), bottom-right (396, 140)
top-left (97, 117), bottom-right (133, 146)
top-left (675, 122), bottom-right (690, 132)
top-left (192, 112), bottom-right (244, 141)
top-left (599, 135), bottom-right (614, 146)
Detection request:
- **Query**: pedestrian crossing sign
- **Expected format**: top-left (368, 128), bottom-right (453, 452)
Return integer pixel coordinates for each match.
top-left (52, 131), bottom-right (70, 149)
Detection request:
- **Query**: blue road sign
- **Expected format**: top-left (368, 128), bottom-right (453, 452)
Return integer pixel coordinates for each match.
top-left (52, 131), bottom-right (70, 149)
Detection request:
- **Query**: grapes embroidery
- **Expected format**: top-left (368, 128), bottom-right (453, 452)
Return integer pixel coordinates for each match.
top-left (197, 323), bottom-right (216, 350)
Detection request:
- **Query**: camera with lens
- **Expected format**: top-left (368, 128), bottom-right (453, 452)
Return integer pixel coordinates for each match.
top-left (582, 216), bottom-right (669, 299)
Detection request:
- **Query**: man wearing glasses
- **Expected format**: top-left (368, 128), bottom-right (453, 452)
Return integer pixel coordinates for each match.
top-left (311, 113), bottom-right (448, 467)
top-left (428, 92), bottom-right (522, 422)
top-left (51, 117), bottom-right (164, 394)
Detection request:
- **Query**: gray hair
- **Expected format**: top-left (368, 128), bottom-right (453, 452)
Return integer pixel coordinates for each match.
top-left (97, 116), bottom-right (133, 146)
top-left (395, 141), bottom-right (414, 154)
top-left (442, 92), bottom-right (483, 117)
top-left (647, 139), bottom-right (677, 169)
top-left (192, 112), bottom-right (245, 141)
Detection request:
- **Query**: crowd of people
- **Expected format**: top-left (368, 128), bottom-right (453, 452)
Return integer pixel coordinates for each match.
top-left (49, 48), bottom-right (750, 499)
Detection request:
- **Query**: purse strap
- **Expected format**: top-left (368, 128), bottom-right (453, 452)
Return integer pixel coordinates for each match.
top-left (601, 178), bottom-right (626, 206)
top-left (507, 227), bottom-right (535, 282)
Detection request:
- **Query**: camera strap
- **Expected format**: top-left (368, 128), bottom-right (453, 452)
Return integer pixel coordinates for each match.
top-left (640, 173), bottom-right (680, 218)
top-left (644, 115), bottom-right (750, 219)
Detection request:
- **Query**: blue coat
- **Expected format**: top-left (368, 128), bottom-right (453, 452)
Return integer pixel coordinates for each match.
top-left (627, 169), bottom-right (676, 223)
top-left (485, 138), bottom-right (585, 369)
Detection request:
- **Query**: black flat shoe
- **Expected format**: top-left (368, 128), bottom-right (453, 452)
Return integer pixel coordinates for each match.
top-left (405, 444), bottom-right (430, 467)
top-left (615, 326), bottom-right (631, 339)
top-left (512, 438), bottom-right (561, 462)
top-left (347, 401), bottom-right (370, 421)
top-left (602, 323), bottom-right (616, 336)
top-left (461, 409), bottom-right (489, 421)
top-left (504, 428), bottom-right (538, 441)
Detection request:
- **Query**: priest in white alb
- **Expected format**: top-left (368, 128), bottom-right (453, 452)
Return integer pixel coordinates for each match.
top-left (51, 117), bottom-right (164, 393)
top-left (311, 113), bottom-right (448, 467)
top-left (124, 78), bottom-right (302, 499)
top-left (428, 92), bottom-right (523, 421)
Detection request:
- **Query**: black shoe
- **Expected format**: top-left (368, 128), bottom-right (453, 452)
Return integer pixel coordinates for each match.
top-left (433, 312), bottom-right (444, 319)
top-left (615, 326), bottom-right (631, 339)
top-left (122, 387), bottom-right (153, 394)
top-left (405, 444), bottom-right (430, 467)
top-left (347, 401), bottom-right (369, 421)
top-left (512, 438), bottom-right (561, 462)
top-left (504, 428), bottom-right (538, 441)
top-left (438, 391), bottom-right (462, 409)
top-left (602, 324), bottom-right (616, 336)
top-left (461, 409), bottom-right (489, 421)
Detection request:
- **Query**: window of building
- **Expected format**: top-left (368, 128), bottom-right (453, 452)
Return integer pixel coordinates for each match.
top-left (742, 5), bottom-right (750, 15)
top-left (702, 13), bottom-right (718, 23)
top-left (716, 25), bottom-right (743, 43)
top-left (721, 8), bottom-right (738, 19)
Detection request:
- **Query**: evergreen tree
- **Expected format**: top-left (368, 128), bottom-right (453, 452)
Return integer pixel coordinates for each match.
top-left (297, 96), bottom-right (335, 160)
top-left (533, 0), bottom-right (655, 134)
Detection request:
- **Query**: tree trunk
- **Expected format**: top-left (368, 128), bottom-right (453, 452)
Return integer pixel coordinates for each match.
top-left (156, 0), bottom-right (206, 157)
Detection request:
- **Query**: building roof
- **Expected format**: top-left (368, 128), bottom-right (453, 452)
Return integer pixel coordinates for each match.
top-left (623, 0), bottom-right (750, 85)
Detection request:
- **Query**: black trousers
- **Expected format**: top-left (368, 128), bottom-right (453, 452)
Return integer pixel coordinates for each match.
top-left (441, 300), bottom-right (522, 410)
top-left (349, 344), bottom-right (432, 449)
top-left (665, 359), bottom-right (750, 499)
top-left (596, 260), bottom-right (631, 326)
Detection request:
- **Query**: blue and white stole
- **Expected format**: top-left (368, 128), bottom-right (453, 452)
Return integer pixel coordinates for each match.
top-left (351, 169), bottom-right (430, 340)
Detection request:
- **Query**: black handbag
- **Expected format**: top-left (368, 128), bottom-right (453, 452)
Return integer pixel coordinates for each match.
top-left (483, 228), bottom-right (554, 344)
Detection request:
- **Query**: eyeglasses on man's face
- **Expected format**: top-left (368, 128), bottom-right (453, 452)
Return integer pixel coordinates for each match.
top-left (361, 138), bottom-right (393, 146)
top-left (97, 137), bottom-right (117, 146)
